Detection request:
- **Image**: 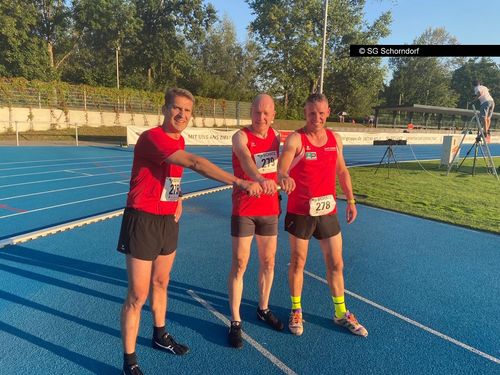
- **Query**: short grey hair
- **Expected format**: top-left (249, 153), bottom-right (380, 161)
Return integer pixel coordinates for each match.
top-left (164, 88), bottom-right (195, 107)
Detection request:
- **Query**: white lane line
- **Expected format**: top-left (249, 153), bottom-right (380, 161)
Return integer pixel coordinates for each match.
top-left (303, 269), bottom-right (500, 365)
top-left (0, 176), bottom-right (230, 217)
top-left (64, 170), bottom-right (93, 176)
top-left (187, 290), bottom-right (298, 375)
top-left (0, 192), bottom-right (126, 219)
top-left (0, 171), bottom-right (128, 188)
top-left (0, 181), bottom-right (129, 201)
top-left (0, 156), bottom-right (132, 170)
top-left (0, 163), bottom-right (131, 178)
top-left (0, 164), bottom-right (228, 188)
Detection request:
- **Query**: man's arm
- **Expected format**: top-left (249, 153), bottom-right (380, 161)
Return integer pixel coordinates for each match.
top-left (277, 132), bottom-right (300, 194)
top-left (334, 133), bottom-right (357, 224)
top-left (166, 150), bottom-right (262, 195)
top-left (232, 130), bottom-right (276, 195)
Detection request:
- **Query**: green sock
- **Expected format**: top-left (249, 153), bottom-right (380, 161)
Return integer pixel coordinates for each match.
top-left (333, 295), bottom-right (347, 318)
top-left (291, 296), bottom-right (301, 311)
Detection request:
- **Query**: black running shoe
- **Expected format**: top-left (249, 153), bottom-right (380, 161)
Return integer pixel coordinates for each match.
top-left (257, 308), bottom-right (284, 331)
top-left (152, 333), bottom-right (189, 355)
top-left (228, 321), bottom-right (243, 348)
top-left (123, 363), bottom-right (144, 375)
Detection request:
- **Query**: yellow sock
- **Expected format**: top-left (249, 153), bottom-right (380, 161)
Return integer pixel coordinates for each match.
top-left (333, 295), bottom-right (347, 318)
top-left (291, 296), bottom-right (301, 311)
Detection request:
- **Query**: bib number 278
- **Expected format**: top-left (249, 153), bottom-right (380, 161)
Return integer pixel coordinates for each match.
top-left (309, 195), bottom-right (335, 216)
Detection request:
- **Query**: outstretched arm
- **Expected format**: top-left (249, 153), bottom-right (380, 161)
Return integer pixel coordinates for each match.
top-left (166, 150), bottom-right (262, 196)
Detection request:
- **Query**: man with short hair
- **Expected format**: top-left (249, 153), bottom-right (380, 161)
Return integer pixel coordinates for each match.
top-left (118, 88), bottom-right (262, 375)
top-left (227, 94), bottom-right (284, 349)
top-left (278, 93), bottom-right (367, 338)
top-left (473, 80), bottom-right (495, 141)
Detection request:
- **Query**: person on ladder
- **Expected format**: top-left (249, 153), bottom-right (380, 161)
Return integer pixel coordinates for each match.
top-left (473, 80), bottom-right (495, 143)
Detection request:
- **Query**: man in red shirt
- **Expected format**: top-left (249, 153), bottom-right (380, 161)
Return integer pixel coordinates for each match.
top-left (117, 88), bottom-right (261, 375)
top-left (278, 93), bottom-right (367, 338)
top-left (227, 94), bottom-right (284, 348)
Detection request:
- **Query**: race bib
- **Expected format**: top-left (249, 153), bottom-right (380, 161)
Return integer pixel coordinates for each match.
top-left (254, 151), bottom-right (278, 173)
top-left (161, 177), bottom-right (181, 202)
top-left (309, 195), bottom-right (335, 216)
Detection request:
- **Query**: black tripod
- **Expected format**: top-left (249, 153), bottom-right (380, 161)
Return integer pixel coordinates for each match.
top-left (456, 132), bottom-right (489, 176)
top-left (446, 104), bottom-right (498, 179)
top-left (374, 143), bottom-right (400, 177)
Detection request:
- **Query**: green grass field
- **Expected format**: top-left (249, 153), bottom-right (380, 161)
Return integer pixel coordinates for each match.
top-left (346, 158), bottom-right (500, 233)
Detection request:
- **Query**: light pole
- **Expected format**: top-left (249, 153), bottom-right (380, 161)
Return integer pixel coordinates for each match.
top-left (319, 0), bottom-right (329, 94)
top-left (115, 45), bottom-right (120, 89)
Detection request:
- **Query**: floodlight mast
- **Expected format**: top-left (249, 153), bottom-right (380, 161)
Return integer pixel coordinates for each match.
top-left (319, 0), bottom-right (328, 94)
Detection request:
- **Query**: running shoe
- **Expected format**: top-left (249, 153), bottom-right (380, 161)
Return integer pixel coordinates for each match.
top-left (334, 311), bottom-right (368, 337)
top-left (123, 364), bottom-right (144, 375)
top-left (257, 308), bottom-right (285, 331)
top-left (288, 310), bottom-right (303, 336)
top-left (152, 333), bottom-right (190, 355)
top-left (228, 321), bottom-right (243, 348)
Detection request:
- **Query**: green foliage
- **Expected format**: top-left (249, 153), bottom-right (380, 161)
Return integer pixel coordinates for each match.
top-left (247, 0), bottom-right (391, 119)
top-left (0, 0), bottom-right (53, 80)
top-left (451, 58), bottom-right (500, 109)
top-left (384, 28), bottom-right (460, 108)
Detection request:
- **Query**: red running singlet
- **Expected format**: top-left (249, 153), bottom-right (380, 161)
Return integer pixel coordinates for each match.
top-left (232, 127), bottom-right (280, 216)
top-left (287, 128), bottom-right (339, 216)
top-left (127, 126), bottom-right (184, 215)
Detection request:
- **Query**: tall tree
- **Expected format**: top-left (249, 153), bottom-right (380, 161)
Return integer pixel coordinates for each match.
top-left (32, 0), bottom-right (74, 75)
top-left (247, 0), bottom-right (391, 119)
top-left (68, 0), bottom-right (142, 87)
top-left (188, 16), bottom-right (258, 100)
top-left (129, 0), bottom-right (216, 90)
top-left (0, 0), bottom-right (52, 79)
top-left (385, 27), bottom-right (459, 108)
top-left (451, 58), bottom-right (500, 109)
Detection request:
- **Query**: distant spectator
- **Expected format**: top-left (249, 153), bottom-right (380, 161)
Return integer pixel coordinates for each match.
top-left (337, 111), bottom-right (347, 123)
top-left (368, 115), bottom-right (375, 127)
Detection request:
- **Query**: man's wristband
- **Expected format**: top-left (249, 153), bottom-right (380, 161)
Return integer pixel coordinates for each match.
top-left (347, 199), bottom-right (356, 204)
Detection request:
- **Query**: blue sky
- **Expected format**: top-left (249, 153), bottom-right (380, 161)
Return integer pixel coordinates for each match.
top-left (205, 0), bottom-right (500, 54)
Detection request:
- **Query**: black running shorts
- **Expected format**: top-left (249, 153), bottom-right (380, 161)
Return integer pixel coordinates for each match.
top-left (231, 215), bottom-right (279, 237)
top-left (284, 212), bottom-right (341, 240)
top-left (117, 208), bottom-right (179, 261)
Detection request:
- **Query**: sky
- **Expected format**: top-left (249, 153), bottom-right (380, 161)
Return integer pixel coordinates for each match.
top-left (204, 0), bottom-right (500, 62)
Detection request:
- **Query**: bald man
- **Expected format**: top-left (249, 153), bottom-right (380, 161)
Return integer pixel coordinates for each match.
top-left (227, 94), bottom-right (284, 348)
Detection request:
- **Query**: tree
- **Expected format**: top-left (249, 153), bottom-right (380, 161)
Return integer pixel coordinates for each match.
top-left (67, 0), bottom-right (142, 87)
top-left (247, 0), bottom-right (391, 119)
top-left (32, 0), bottom-right (74, 76)
top-left (384, 27), bottom-right (459, 108)
top-left (325, 8), bottom-right (391, 118)
top-left (188, 16), bottom-right (258, 100)
top-left (451, 58), bottom-right (500, 109)
top-left (0, 0), bottom-right (52, 79)
top-left (128, 0), bottom-right (216, 90)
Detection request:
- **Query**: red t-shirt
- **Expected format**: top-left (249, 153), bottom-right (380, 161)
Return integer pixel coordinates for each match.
top-left (287, 128), bottom-right (338, 216)
top-left (232, 127), bottom-right (280, 216)
top-left (126, 126), bottom-right (184, 215)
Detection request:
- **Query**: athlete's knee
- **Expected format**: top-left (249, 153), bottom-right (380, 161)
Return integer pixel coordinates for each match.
top-left (260, 257), bottom-right (275, 273)
top-left (124, 291), bottom-right (148, 311)
top-left (230, 258), bottom-right (248, 279)
top-left (289, 255), bottom-right (306, 272)
top-left (151, 275), bottom-right (170, 291)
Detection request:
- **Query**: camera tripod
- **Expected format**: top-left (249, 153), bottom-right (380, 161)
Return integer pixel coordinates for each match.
top-left (446, 104), bottom-right (498, 180)
top-left (374, 142), bottom-right (400, 177)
